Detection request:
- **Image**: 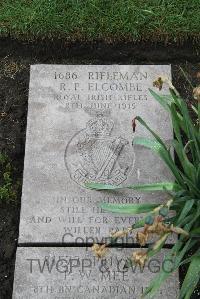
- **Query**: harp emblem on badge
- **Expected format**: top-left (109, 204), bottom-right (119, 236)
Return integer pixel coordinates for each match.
top-left (65, 112), bottom-right (134, 187)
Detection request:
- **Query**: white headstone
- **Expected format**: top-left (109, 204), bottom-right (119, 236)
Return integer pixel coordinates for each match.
top-left (19, 65), bottom-right (173, 243)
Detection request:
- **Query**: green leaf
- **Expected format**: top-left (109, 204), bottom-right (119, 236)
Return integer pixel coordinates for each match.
top-left (132, 217), bottom-right (146, 229)
top-left (100, 203), bottom-right (159, 214)
top-left (85, 182), bottom-right (120, 190)
top-left (198, 101), bottom-right (200, 125)
top-left (147, 233), bottom-right (170, 257)
top-left (181, 204), bottom-right (200, 237)
top-left (176, 199), bottom-right (194, 225)
top-left (172, 140), bottom-right (196, 183)
top-left (168, 88), bottom-right (200, 163)
top-left (181, 173), bottom-right (200, 198)
top-left (190, 227), bottom-right (200, 238)
top-left (178, 96), bottom-right (200, 163)
top-left (149, 89), bottom-right (171, 112)
top-left (133, 137), bottom-right (185, 187)
top-left (191, 104), bottom-right (198, 115)
top-left (179, 256), bottom-right (200, 299)
top-left (86, 182), bottom-right (178, 191)
top-left (197, 163), bottom-right (200, 185)
top-left (169, 103), bottom-right (183, 146)
top-left (134, 116), bottom-right (167, 149)
top-left (143, 239), bottom-right (192, 298)
top-left (180, 249), bottom-right (200, 266)
top-left (168, 88), bottom-right (182, 110)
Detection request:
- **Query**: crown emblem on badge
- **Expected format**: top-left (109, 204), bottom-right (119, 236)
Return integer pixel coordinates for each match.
top-left (86, 116), bottom-right (114, 138)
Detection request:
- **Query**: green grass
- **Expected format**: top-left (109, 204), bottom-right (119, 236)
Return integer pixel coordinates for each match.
top-left (0, 0), bottom-right (200, 42)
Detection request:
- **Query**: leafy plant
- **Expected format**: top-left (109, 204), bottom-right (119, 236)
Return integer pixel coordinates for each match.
top-left (87, 77), bottom-right (200, 298)
top-left (0, 152), bottom-right (18, 203)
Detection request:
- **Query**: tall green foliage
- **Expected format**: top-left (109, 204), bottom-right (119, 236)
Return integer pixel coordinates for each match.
top-left (87, 80), bottom-right (200, 298)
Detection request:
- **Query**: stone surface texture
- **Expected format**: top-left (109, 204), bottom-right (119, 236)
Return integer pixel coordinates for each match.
top-left (12, 247), bottom-right (179, 299)
top-left (18, 65), bottom-right (173, 243)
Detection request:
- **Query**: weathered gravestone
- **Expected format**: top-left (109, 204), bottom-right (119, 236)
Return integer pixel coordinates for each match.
top-left (18, 65), bottom-right (174, 244)
top-left (12, 65), bottom-right (180, 299)
top-left (12, 247), bottom-right (179, 299)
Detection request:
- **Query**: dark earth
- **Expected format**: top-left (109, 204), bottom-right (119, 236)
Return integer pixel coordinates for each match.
top-left (0, 37), bottom-right (199, 299)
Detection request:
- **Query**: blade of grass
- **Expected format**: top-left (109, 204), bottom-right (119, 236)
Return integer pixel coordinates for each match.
top-left (143, 239), bottom-right (193, 298)
top-left (179, 256), bottom-right (200, 299)
top-left (85, 182), bottom-right (178, 191)
top-left (170, 103), bottom-right (183, 146)
top-left (149, 89), bottom-right (171, 112)
top-left (100, 203), bottom-right (159, 214)
top-left (135, 116), bottom-right (167, 149)
top-left (172, 140), bottom-right (196, 182)
top-left (176, 199), bottom-right (195, 225)
top-left (176, 92), bottom-right (200, 162)
top-left (181, 173), bottom-right (200, 197)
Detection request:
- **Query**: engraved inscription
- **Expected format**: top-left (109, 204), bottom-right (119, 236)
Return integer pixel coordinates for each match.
top-left (18, 65), bottom-right (172, 244)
